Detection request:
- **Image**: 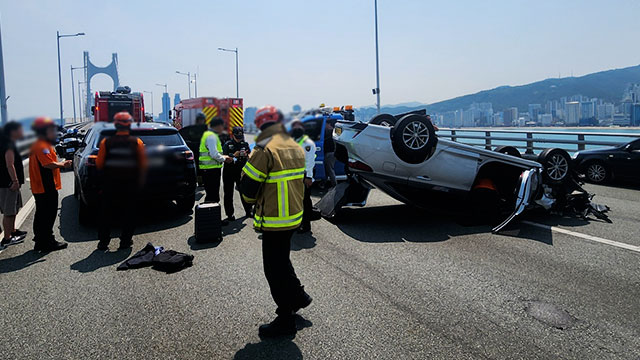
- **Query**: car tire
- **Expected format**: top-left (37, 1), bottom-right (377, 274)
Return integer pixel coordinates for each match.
top-left (391, 114), bottom-right (438, 164)
top-left (537, 148), bottom-right (572, 184)
top-left (176, 194), bottom-right (196, 213)
top-left (369, 113), bottom-right (397, 127)
top-left (585, 161), bottom-right (609, 184)
top-left (494, 145), bottom-right (521, 158)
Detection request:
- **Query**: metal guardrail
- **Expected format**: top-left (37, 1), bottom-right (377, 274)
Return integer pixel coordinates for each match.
top-left (437, 128), bottom-right (640, 154)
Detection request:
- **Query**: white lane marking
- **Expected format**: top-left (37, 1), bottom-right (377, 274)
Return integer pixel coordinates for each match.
top-left (522, 221), bottom-right (640, 254)
top-left (0, 195), bottom-right (35, 240)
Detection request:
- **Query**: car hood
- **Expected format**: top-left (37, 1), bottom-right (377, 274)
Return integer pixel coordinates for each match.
top-left (576, 146), bottom-right (619, 156)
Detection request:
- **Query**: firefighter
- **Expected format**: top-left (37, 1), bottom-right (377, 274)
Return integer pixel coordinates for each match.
top-left (289, 120), bottom-right (316, 233)
top-left (95, 112), bottom-right (148, 250)
top-left (240, 105), bottom-right (312, 338)
top-left (29, 117), bottom-right (71, 252)
top-left (222, 126), bottom-right (252, 221)
top-left (199, 117), bottom-right (232, 204)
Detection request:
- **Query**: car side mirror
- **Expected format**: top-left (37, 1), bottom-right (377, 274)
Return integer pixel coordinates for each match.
top-left (91, 106), bottom-right (95, 115)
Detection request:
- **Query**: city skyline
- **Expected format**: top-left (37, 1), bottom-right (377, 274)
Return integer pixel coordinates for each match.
top-left (1, 0), bottom-right (640, 120)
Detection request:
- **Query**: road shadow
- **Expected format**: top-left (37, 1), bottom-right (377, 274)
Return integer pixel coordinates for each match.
top-left (59, 195), bottom-right (193, 243)
top-left (331, 204), bottom-right (555, 245)
top-left (70, 248), bottom-right (132, 273)
top-left (233, 315), bottom-right (311, 360)
top-left (0, 250), bottom-right (47, 274)
top-left (291, 232), bottom-right (317, 251)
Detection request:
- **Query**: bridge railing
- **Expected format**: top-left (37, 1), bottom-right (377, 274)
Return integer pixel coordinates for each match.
top-left (437, 128), bottom-right (640, 154)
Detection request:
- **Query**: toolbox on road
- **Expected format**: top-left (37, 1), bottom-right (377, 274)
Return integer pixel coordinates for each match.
top-left (195, 202), bottom-right (223, 243)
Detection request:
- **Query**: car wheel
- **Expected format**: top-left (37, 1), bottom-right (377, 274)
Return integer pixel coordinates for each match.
top-left (176, 194), bottom-right (196, 213)
top-left (391, 114), bottom-right (438, 164)
top-left (537, 148), bottom-right (572, 184)
top-left (369, 113), bottom-right (397, 127)
top-left (585, 161), bottom-right (609, 184)
top-left (494, 145), bottom-right (521, 158)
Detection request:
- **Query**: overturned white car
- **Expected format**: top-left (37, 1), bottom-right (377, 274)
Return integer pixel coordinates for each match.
top-left (317, 110), bottom-right (610, 232)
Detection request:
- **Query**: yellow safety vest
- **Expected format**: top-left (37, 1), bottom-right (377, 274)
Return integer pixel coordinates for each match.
top-left (199, 130), bottom-right (223, 169)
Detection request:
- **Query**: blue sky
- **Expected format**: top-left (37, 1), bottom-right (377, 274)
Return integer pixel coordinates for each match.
top-left (1, 0), bottom-right (639, 119)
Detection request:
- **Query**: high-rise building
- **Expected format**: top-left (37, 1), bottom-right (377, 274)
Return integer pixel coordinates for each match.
top-left (580, 101), bottom-right (596, 120)
top-left (631, 103), bottom-right (640, 126)
top-left (596, 103), bottom-right (614, 122)
top-left (462, 109), bottom-right (474, 127)
top-left (502, 107), bottom-right (518, 126)
top-left (528, 104), bottom-right (542, 123)
top-left (565, 101), bottom-right (580, 125)
top-left (539, 114), bottom-right (553, 126)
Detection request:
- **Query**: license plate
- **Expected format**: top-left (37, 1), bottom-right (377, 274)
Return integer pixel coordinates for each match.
top-left (66, 148), bottom-right (75, 153)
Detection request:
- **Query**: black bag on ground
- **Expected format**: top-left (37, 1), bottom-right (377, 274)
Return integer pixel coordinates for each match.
top-left (152, 250), bottom-right (194, 273)
top-left (195, 202), bottom-right (222, 243)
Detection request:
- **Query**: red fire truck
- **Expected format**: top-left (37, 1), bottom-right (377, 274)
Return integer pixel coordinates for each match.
top-left (172, 97), bottom-right (243, 134)
top-left (92, 86), bottom-right (145, 122)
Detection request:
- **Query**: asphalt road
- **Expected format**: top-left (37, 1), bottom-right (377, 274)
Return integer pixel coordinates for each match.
top-left (0, 169), bottom-right (639, 359)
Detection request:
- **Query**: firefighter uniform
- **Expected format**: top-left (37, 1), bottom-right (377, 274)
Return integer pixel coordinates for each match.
top-left (239, 123), bottom-right (310, 317)
top-left (295, 134), bottom-right (316, 232)
top-left (199, 130), bottom-right (225, 203)
top-left (29, 139), bottom-right (62, 247)
top-left (222, 137), bottom-right (252, 219)
top-left (96, 131), bottom-right (147, 249)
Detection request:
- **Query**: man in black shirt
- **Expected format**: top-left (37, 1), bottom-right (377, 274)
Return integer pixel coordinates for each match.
top-left (0, 121), bottom-right (27, 249)
top-left (323, 120), bottom-right (337, 188)
top-left (222, 126), bottom-right (252, 222)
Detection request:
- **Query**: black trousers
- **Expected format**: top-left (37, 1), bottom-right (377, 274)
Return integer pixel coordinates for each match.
top-left (222, 165), bottom-right (252, 217)
top-left (262, 230), bottom-right (305, 315)
top-left (202, 168), bottom-right (222, 203)
top-left (33, 191), bottom-right (58, 244)
top-left (98, 189), bottom-right (137, 244)
top-left (301, 185), bottom-right (312, 228)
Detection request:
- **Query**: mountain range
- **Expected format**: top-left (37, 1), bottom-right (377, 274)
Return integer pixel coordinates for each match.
top-left (353, 64), bottom-right (640, 120)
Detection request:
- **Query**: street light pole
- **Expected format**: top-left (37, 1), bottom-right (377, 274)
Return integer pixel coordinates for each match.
top-left (56, 31), bottom-right (85, 125)
top-left (192, 73), bottom-right (198, 98)
top-left (0, 16), bottom-right (8, 126)
top-left (144, 90), bottom-right (154, 118)
top-left (176, 71), bottom-right (191, 98)
top-left (218, 47), bottom-right (239, 98)
top-left (373, 0), bottom-right (381, 114)
top-left (78, 81), bottom-right (84, 122)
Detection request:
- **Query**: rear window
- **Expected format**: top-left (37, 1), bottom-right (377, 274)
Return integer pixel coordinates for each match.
top-left (96, 130), bottom-right (184, 147)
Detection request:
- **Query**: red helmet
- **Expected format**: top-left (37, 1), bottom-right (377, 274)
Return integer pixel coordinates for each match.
top-left (254, 105), bottom-right (282, 129)
top-left (32, 116), bottom-right (55, 130)
top-left (113, 112), bottom-right (133, 129)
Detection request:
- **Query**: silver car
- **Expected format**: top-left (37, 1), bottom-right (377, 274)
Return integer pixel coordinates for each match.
top-left (318, 111), bottom-right (609, 232)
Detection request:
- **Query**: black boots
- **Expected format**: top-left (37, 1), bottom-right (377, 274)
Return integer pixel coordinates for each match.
top-left (34, 240), bottom-right (68, 252)
top-left (258, 315), bottom-right (296, 338)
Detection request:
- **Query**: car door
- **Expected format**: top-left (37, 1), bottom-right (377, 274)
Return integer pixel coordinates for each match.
top-left (615, 140), bottom-right (640, 180)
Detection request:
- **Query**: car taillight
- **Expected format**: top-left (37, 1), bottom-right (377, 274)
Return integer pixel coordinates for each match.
top-left (348, 160), bottom-right (373, 172)
top-left (86, 155), bottom-right (97, 166)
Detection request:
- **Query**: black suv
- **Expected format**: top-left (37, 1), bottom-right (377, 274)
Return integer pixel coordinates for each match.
top-left (73, 122), bottom-right (197, 224)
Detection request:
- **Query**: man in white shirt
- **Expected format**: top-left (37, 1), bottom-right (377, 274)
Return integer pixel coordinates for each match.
top-left (198, 117), bottom-right (232, 204)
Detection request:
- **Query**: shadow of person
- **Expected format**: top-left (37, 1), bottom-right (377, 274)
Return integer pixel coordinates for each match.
top-left (233, 339), bottom-right (302, 360)
top-left (0, 250), bottom-right (47, 274)
top-left (70, 248), bottom-right (132, 273)
top-left (223, 219), bottom-right (247, 237)
top-left (187, 235), bottom-right (221, 251)
top-left (291, 232), bottom-right (317, 251)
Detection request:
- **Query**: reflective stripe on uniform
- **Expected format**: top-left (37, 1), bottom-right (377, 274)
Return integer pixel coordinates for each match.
top-left (243, 162), bottom-right (267, 182)
top-left (254, 211), bottom-right (303, 229)
top-left (265, 167), bottom-right (305, 183)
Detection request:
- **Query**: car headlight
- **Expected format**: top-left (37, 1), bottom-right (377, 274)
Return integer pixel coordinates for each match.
top-left (334, 126), bottom-right (343, 136)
